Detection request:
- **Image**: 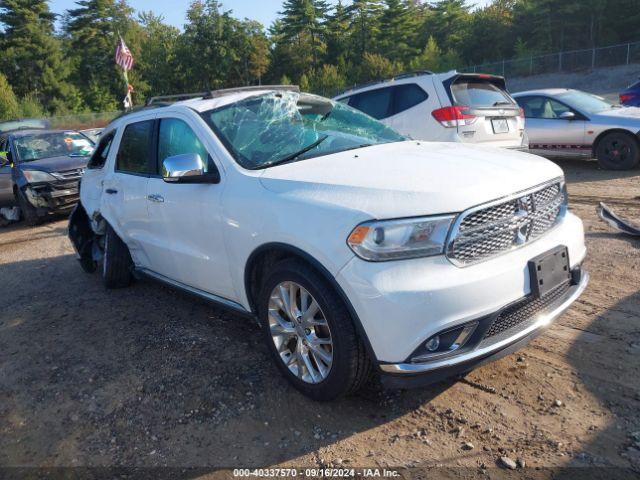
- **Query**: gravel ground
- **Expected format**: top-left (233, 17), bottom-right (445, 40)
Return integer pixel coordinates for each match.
top-left (0, 158), bottom-right (639, 477)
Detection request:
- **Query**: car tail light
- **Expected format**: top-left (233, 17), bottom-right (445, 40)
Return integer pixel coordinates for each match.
top-left (518, 107), bottom-right (525, 118)
top-left (620, 93), bottom-right (637, 104)
top-left (431, 106), bottom-right (476, 128)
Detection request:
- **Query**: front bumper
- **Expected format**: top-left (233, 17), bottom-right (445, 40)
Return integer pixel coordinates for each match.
top-left (379, 269), bottom-right (588, 388)
top-left (23, 180), bottom-right (80, 213)
top-left (336, 212), bottom-right (586, 364)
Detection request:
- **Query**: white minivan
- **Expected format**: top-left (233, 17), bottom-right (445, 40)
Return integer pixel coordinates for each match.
top-left (70, 86), bottom-right (586, 400)
top-left (334, 71), bottom-right (528, 149)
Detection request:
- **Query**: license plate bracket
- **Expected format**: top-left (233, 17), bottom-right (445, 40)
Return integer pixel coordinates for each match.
top-left (528, 246), bottom-right (571, 298)
top-left (491, 118), bottom-right (509, 134)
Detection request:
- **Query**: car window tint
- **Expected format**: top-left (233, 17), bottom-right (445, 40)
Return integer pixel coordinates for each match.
top-left (546, 99), bottom-right (571, 118)
top-left (350, 87), bottom-right (393, 120)
top-left (392, 84), bottom-right (428, 115)
top-left (158, 118), bottom-right (210, 174)
top-left (450, 79), bottom-right (513, 107)
top-left (526, 98), bottom-right (571, 119)
top-left (516, 96), bottom-right (545, 118)
top-left (87, 132), bottom-right (115, 169)
top-left (116, 121), bottom-right (153, 174)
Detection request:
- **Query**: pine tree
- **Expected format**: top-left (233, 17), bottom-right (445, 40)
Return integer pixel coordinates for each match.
top-left (346, 0), bottom-right (383, 63)
top-left (325, 1), bottom-right (350, 65)
top-left (64, 0), bottom-right (137, 111)
top-left (377, 0), bottom-right (419, 66)
top-left (279, 0), bottom-right (329, 69)
top-left (0, 0), bottom-right (78, 113)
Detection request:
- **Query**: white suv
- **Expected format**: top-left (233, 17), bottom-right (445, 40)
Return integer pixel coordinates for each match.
top-left (334, 71), bottom-right (527, 149)
top-left (69, 86), bottom-right (587, 400)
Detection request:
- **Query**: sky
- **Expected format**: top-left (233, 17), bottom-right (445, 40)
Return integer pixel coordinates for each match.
top-left (49, 0), bottom-right (493, 31)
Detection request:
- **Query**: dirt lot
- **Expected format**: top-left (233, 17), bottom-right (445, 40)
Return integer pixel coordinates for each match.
top-left (0, 158), bottom-right (639, 478)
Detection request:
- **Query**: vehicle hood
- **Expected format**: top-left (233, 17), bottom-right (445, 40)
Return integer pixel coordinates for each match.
top-left (592, 106), bottom-right (640, 123)
top-left (259, 141), bottom-right (563, 219)
top-left (18, 155), bottom-right (90, 173)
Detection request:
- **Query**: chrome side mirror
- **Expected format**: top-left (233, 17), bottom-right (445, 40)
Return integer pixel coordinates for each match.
top-left (163, 153), bottom-right (205, 183)
top-left (559, 111), bottom-right (576, 120)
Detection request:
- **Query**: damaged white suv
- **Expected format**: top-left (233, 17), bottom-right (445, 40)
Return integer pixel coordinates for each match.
top-left (69, 86), bottom-right (588, 400)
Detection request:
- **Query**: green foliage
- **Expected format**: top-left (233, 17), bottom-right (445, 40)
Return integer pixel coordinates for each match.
top-left (0, 0), bottom-right (76, 113)
top-left (0, 74), bottom-right (20, 120)
top-left (1, 0), bottom-right (639, 116)
top-left (309, 64), bottom-right (346, 96)
top-left (18, 94), bottom-right (45, 118)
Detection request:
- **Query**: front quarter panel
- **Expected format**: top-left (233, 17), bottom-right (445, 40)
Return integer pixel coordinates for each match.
top-left (221, 170), bottom-right (365, 309)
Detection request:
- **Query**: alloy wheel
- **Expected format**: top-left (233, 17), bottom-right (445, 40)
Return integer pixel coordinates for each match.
top-left (268, 281), bottom-right (333, 384)
top-left (602, 137), bottom-right (631, 165)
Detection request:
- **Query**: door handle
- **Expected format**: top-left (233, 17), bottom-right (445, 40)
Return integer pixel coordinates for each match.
top-left (105, 188), bottom-right (118, 194)
top-left (147, 194), bottom-right (164, 203)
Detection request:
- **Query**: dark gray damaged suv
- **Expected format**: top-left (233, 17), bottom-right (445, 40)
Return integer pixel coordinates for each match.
top-left (0, 127), bottom-right (94, 224)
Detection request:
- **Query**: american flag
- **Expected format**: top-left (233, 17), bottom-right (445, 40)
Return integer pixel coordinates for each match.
top-left (115, 36), bottom-right (134, 71)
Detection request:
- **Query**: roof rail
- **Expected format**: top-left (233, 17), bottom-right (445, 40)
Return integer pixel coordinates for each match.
top-left (335, 71), bottom-right (434, 97)
top-left (146, 92), bottom-right (208, 106)
top-left (145, 85), bottom-right (301, 106)
top-left (203, 85), bottom-right (300, 99)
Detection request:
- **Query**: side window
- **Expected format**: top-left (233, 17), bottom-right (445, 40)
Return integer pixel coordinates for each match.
top-left (87, 131), bottom-right (115, 169)
top-left (350, 87), bottom-right (393, 120)
top-left (157, 118), bottom-right (211, 174)
top-left (546, 99), bottom-right (571, 118)
top-left (116, 120), bottom-right (154, 174)
top-left (517, 96), bottom-right (544, 118)
top-left (392, 84), bottom-right (429, 116)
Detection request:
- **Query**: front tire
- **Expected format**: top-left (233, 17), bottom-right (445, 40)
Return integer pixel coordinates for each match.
top-left (257, 259), bottom-right (371, 401)
top-left (16, 188), bottom-right (43, 226)
top-left (102, 224), bottom-right (133, 289)
top-left (596, 132), bottom-right (639, 170)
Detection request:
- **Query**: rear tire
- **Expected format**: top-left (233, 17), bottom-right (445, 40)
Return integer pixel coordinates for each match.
top-left (257, 259), bottom-right (372, 401)
top-left (596, 132), bottom-right (639, 170)
top-left (102, 224), bottom-right (133, 289)
top-left (16, 189), bottom-right (43, 226)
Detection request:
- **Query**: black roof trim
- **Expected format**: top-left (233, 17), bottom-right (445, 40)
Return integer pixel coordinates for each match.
top-left (335, 71), bottom-right (434, 97)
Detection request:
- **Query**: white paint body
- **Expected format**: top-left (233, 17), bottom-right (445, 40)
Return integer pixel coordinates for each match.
top-left (80, 94), bottom-right (585, 364)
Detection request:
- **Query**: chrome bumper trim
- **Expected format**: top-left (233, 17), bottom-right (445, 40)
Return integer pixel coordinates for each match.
top-left (380, 271), bottom-right (589, 374)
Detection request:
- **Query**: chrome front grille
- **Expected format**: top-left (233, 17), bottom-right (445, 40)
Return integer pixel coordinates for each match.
top-left (447, 180), bottom-right (566, 266)
top-left (52, 168), bottom-right (84, 181)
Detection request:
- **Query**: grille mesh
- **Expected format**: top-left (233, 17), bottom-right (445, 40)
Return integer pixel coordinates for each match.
top-left (484, 281), bottom-right (571, 339)
top-left (448, 182), bottom-right (565, 265)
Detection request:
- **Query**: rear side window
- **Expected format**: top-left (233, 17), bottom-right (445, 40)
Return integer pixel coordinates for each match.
top-left (116, 120), bottom-right (154, 174)
top-left (450, 79), bottom-right (513, 108)
top-left (350, 87), bottom-right (393, 120)
top-left (392, 84), bottom-right (429, 115)
top-left (87, 131), bottom-right (115, 169)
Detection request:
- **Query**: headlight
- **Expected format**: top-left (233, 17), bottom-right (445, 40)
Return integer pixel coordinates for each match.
top-left (22, 170), bottom-right (57, 183)
top-left (347, 215), bottom-right (455, 261)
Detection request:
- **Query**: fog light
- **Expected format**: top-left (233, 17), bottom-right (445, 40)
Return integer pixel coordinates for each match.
top-left (425, 336), bottom-right (440, 352)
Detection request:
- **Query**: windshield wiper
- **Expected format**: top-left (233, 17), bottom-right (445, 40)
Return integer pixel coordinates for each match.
top-left (493, 101), bottom-right (513, 107)
top-left (263, 135), bottom-right (329, 168)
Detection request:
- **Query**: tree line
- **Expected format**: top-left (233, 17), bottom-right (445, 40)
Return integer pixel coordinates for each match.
top-left (0, 0), bottom-right (638, 118)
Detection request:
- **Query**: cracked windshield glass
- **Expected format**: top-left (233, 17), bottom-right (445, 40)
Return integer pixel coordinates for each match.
top-left (14, 132), bottom-right (95, 162)
top-left (202, 91), bottom-right (406, 169)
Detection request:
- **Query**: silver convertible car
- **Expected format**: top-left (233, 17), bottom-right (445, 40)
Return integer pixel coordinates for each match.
top-left (513, 89), bottom-right (640, 170)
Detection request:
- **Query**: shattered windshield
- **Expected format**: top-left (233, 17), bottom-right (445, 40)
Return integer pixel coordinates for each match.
top-left (201, 92), bottom-right (406, 169)
top-left (14, 132), bottom-right (95, 162)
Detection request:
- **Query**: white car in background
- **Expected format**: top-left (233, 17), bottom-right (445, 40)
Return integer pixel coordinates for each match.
top-left (514, 89), bottom-right (640, 170)
top-left (334, 71), bottom-right (527, 149)
top-left (69, 86), bottom-right (587, 400)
